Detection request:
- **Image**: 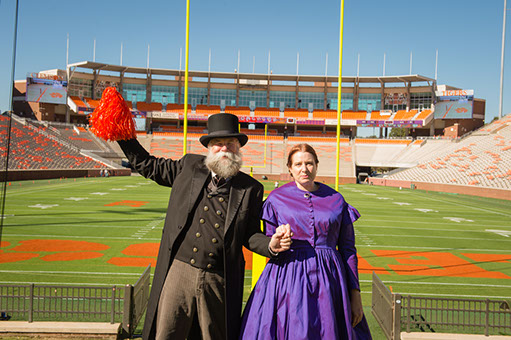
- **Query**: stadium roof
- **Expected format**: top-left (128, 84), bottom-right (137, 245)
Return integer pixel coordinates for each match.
top-left (68, 61), bottom-right (436, 85)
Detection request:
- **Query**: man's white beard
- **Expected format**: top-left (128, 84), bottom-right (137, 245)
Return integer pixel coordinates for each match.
top-left (205, 150), bottom-right (243, 178)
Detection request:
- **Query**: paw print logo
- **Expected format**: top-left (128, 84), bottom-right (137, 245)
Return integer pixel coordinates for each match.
top-left (0, 239), bottom-right (109, 263)
top-left (108, 243), bottom-right (159, 267)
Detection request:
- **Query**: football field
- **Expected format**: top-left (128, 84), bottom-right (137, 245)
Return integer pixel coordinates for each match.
top-left (1, 176), bottom-right (510, 336)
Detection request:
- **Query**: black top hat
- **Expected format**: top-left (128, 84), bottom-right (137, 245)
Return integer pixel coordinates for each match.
top-left (200, 113), bottom-right (248, 147)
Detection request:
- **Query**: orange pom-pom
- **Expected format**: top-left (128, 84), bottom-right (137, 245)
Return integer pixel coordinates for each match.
top-left (88, 87), bottom-right (136, 141)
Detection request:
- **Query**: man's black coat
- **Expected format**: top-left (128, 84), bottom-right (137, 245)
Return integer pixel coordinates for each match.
top-left (118, 139), bottom-right (271, 340)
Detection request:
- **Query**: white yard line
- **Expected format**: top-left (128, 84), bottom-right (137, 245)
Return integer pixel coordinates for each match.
top-left (359, 279), bottom-right (511, 289)
top-left (2, 233), bottom-right (161, 240)
top-left (358, 225), bottom-right (510, 233)
top-left (358, 244), bottom-right (511, 252)
top-left (418, 194), bottom-right (511, 218)
top-left (362, 233), bottom-right (511, 242)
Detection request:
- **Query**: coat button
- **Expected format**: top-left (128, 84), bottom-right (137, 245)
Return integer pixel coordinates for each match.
top-left (208, 252), bottom-right (214, 257)
top-left (214, 223), bottom-right (220, 229)
top-left (190, 259), bottom-right (196, 264)
top-left (212, 238), bottom-right (218, 244)
top-left (207, 194), bottom-right (212, 199)
top-left (199, 218), bottom-right (205, 224)
top-left (216, 210), bottom-right (222, 216)
top-left (193, 247), bottom-right (198, 253)
top-left (196, 232), bottom-right (201, 238)
top-left (178, 225), bottom-right (183, 229)
top-left (207, 264), bottom-right (213, 269)
top-left (204, 206), bottom-right (209, 212)
top-left (304, 193), bottom-right (310, 198)
top-left (219, 197), bottom-right (225, 202)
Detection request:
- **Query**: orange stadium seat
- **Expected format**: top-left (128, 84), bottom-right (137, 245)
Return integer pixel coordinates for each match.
top-left (284, 108), bottom-right (309, 119)
top-left (416, 109), bottom-right (432, 120)
top-left (341, 111), bottom-right (367, 120)
top-left (393, 110), bottom-right (417, 120)
top-left (254, 107), bottom-right (280, 117)
top-left (166, 104), bottom-right (191, 114)
top-left (195, 105), bottom-right (221, 115)
top-left (312, 110), bottom-right (337, 119)
top-left (70, 96), bottom-right (87, 108)
top-left (370, 111), bottom-right (392, 120)
top-left (137, 102), bottom-right (162, 112)
top-left (225, 106), bottom-right (251, 116)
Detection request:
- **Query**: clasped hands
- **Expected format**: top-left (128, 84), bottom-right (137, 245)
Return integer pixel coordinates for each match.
top-left (269, 224), bottom-right (293, 253)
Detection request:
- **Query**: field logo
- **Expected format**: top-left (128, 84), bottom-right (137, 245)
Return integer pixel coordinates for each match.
top-left (485, 229), bottom-right (511, 238)
top-left (443, 217), bottom-right (474, 223)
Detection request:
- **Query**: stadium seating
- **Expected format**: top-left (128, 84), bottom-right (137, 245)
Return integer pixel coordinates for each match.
top-left (195, 105), bottom-right (221, 115)
top-left (0, 116), bottom-right (105, 170)
top-left (341, 111), bottom-right (367, 120)
top-left (312, 110), bottom-right (337, 119)
top-left (136, 102), bottom-right (162, 112)
top-left (225, 106), bottom-right (250, 116)
top-left (393, 110), bottom-right (418, 120)
top-left (254, 108), bottom-right (280, 117)
top-left (283, 108), bottom-right (309, 118)
top-left (384, 115), bottom-right (511, 189)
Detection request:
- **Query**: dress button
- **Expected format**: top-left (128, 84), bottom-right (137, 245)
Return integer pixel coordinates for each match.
top-left (199, 218), bottom-right (205, 224)
top-left (196, 232), bottom-right (201, 238)
top-left (212, 238), bottom-right (218, 243)
top-left (193, 247), bottom-right (198, 253)
top-left (204, 206), bottom-right (209, 212)
top-left (207, 264), bottom-right (213, 269)
top-left (214, 223), bottom-right (220, 229)
top-left (219, 197), bottom-right (225, 202)
top-left (216, 210), bottom-right (222, 216)
top-left (190, 259), bottom-right (196, 264)
top-left (208, 252), bottom-right (214, 257)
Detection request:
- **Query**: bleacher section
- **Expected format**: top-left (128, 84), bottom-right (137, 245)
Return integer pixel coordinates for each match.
top-left (0, 116), bottom-right (105, 170)
top-left (384, 115), bottom-right (511, 189)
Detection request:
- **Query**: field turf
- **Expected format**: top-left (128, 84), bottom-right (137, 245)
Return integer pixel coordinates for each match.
top-left (1, 176), bottom-right (510, 337)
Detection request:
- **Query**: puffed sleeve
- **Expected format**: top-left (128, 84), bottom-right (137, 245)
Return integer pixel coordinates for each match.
top-left (338, 201), bottom-right (361, 291)
top-left (261, 197), bottom-right (278, 237)
top-left (347, 203), bottom-right (361, 223)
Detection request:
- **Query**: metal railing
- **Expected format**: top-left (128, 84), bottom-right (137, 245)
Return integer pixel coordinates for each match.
top-left (372, 273), bottom-right (511, 339)
top-left (0, 265), bottom-right (151, 338)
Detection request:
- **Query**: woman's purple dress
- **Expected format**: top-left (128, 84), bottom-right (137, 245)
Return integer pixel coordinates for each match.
top-left (240, 182), bottom-right (372, 340)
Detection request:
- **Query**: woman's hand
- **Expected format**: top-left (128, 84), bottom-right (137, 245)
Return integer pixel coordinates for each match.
top-left (350, 289), bottom-right (364, 327)
top-left (269, 224), bottom-right (293, 253)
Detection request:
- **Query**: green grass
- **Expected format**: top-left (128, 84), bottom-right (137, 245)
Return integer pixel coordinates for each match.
top-left (1, 177), bottom-right (511, 338)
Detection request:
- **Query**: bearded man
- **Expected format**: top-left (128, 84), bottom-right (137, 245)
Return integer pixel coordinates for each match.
top-left (118, 113), bottom-right (291, 340)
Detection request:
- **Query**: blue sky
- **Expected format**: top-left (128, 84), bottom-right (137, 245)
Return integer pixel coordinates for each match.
top-left (0, 0), bottom-right (509, 125)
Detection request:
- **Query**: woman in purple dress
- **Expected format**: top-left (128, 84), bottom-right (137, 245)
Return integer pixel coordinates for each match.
top-left (240, 144), bottom-right (372, 340)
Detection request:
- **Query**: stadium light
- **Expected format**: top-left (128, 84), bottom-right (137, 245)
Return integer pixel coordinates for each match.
top-left (499, 0), bottom-right (507, 119)
top-left (1, 0), bottom-right (20, 247)
top-left (183, 0), bottom-right (191, 155)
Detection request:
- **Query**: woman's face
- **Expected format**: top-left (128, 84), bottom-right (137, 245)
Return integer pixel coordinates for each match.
top-left (289, 151), bottom-right (318, 191)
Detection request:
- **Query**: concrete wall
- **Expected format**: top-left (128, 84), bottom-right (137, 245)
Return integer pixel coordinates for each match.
top-left (0, 169), bottom-right (132, 182)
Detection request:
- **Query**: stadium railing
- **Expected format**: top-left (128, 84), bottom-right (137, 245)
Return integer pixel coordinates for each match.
top-left (372, 273), bottom-right (511, 339)
top-left (0, 265), bottom-right (151, 338)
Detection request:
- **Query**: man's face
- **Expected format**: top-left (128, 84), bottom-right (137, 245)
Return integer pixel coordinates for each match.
top-left (205, 137), bottom-right (243, 178)
top-left (208, 137), bottom-right (241, 155)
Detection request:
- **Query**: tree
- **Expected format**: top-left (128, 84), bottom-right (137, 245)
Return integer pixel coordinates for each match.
top-left (389, 127), bottom-right (407, 137)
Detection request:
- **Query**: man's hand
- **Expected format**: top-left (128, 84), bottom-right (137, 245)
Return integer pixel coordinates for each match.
top-left (350, 289), bottom-right (364, 327)
top-left (269, 224), bottom-right (293, 253)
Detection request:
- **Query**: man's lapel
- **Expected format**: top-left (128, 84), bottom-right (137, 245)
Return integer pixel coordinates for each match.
top-left (188, 162), bottom-right (210, 215)
top-left (225, 174), bottom-right (246, 235)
